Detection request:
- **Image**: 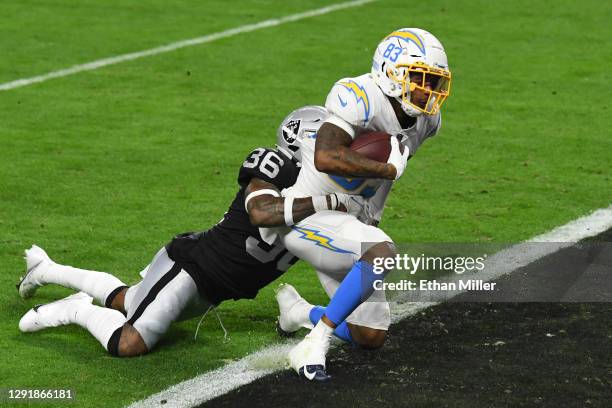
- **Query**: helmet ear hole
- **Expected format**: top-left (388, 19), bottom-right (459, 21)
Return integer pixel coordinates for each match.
top-left (288, 145), bottom-right (299, 152)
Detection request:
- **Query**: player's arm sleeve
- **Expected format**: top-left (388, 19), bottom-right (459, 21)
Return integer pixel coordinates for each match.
top-left (323, 82), bottom-right (368, 139)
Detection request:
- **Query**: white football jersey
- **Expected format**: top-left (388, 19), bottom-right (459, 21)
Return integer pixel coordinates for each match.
top-left (284, 73), bottom-right (441, 224)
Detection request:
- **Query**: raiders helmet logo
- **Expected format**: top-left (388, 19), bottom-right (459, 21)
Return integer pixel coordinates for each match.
top-left (282, 119), bottom-right (301, 144)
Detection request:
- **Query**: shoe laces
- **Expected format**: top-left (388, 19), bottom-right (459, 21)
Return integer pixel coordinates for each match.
top-left (194, 304), bottom-right (229, 342)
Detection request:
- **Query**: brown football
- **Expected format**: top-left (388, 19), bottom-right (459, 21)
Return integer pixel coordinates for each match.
top-left (350, 131), bottom-right (393, 162)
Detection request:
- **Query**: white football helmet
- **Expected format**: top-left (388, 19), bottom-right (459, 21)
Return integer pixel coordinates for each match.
top-left (276, 106), bottom-right (329, 162)
top-left (371, 28), bottom-right (452, 116)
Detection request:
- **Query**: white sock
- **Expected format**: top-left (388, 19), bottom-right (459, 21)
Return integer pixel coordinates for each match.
top-left (295, 300), bottom-right (315, 329)
top-left (308, 320), bottom-right (334, 347)
top-left (42, 263), bottom-right (126, 306)
top-left (71, 303), bottom-right (126, 351)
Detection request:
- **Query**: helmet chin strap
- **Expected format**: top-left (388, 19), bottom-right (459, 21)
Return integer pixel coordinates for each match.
top-left (396, 97), bottom-right (422, 117)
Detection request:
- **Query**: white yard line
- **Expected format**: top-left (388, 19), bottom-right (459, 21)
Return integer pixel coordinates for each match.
top-left (128, 205), bottom-right (612, 408)
top-left (0, 0), bottom-right (376, 92)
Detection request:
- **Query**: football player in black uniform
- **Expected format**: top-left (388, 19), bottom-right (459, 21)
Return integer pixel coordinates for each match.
top-left (17, 106), bottom-right (362, 357)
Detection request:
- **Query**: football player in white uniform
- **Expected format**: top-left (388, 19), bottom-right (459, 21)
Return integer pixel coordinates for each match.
top-left (274, 28), bottom-right (452, 381)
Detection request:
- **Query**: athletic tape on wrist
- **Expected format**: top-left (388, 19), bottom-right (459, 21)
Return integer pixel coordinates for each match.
top-left (284, 196), bottom-right (295, 226)
top-left (312, 195), bottom-right (329, 212)
top-left (330, 193), bottom-right (339, 210)
top-left (244, 189), bottom-right (280, 212)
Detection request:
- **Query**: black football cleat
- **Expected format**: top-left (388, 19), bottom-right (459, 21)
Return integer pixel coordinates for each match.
top-left (298, 365), bottom-right (331, 382)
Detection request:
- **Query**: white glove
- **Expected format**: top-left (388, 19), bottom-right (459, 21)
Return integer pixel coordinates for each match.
top-left (357, 200), bottom-right (377, 225)
top-left (333, 193), bottom-right (365, 216)
top-left (387, 136), bottom-right (410, 180)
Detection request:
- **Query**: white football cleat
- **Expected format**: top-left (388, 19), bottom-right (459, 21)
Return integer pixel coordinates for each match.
top-left (276, 283), bottom-right (313, 337)
top-left (19, 292), bottom-right (93, 333)
top-left (288, 332), bottom-right (331, 382)
top-left (17, 245), bottom-right (54, 299)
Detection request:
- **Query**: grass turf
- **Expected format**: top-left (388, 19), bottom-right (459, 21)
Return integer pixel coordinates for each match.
top-left (0, 0), bottom-right (610, 406)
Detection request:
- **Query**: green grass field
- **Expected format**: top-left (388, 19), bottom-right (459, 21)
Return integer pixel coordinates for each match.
top-left (0, 0), bottom-right (610, 406)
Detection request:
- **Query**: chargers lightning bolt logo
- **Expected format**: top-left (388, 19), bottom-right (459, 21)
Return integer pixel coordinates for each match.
top-left (291, 226), bottom-right (355, 254)
top-left (339, 80), bottom-right (370, 124)
top-left (384, 30), bottom-right (426, 54)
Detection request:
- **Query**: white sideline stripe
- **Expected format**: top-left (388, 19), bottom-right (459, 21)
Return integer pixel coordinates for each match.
top-left (0, 0), bottom-right (376, 92)
top-left (128, 205), bottom-right (612, 408)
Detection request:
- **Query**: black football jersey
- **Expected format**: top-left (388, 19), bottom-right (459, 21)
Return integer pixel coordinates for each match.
top-left (165, 147), bottom-right (300, 304)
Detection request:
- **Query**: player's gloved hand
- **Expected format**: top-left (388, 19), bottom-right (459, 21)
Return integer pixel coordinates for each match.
top-left (387, 136), bottom-right (410, 180)
top-left (333, 193), bottom-right (365, 216)
top-left (357, 200), bottom-right (378, 225)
